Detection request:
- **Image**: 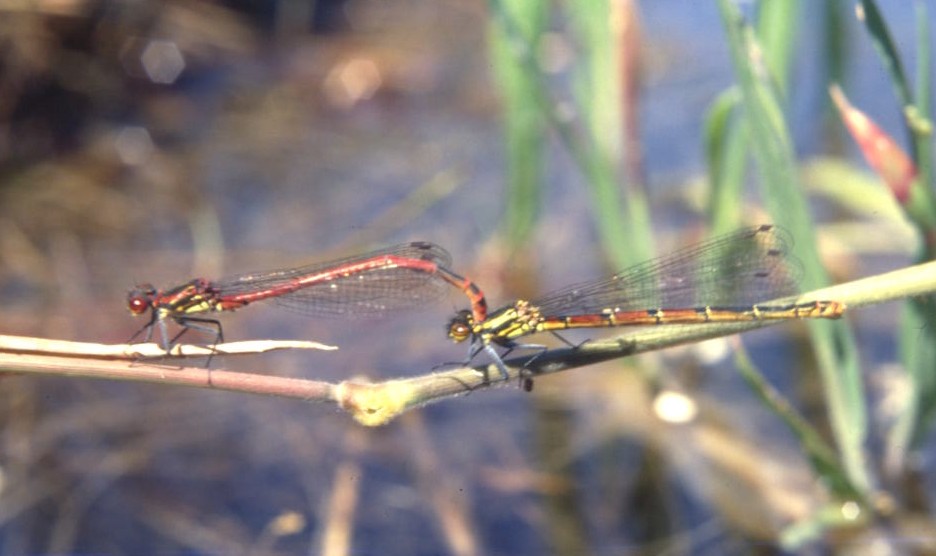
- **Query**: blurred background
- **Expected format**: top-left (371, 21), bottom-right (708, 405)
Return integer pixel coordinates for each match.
top-left (0, 0), bottom-right (932, 554)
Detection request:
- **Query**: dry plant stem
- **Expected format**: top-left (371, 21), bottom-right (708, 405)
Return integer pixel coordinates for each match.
top-left (0, 335), bottom-right (336, 359)
top-left (319, 426), bottom-right (366, 556)
top-left (0, 353), bottom-right (335, 400)
top-left (0, 260), bottom-right (933, 426)
top-left (401, 412), bottom-right (480, 555)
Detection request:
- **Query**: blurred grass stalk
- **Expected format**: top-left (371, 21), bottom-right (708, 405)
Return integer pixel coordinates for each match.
top-left (715, 0), bottom-right (871, 510)
top-left (568, 0), bottom-right (652, 267)
top-left (485, 1), bottom-right (660, 548)
top-left (487, 0), bottom-right (936, 545)
top-left (488, 0), bottom-right (548, 249)
top-left (714, 0), bottom-right (936, 541)
top-left (487, 0), bottom-right (651, 266)
top-left (855, 0), bottom-right (936, 485)
top-left (705, 1), bottom-right (800, 234)
top-left (895, 0), bottom-right (936, 489)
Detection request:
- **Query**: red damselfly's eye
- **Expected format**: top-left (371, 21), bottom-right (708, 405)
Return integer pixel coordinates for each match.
top-left (127, 296), bottom-right (148, 314)
top-left (127, 284), bottom-right (156, 315)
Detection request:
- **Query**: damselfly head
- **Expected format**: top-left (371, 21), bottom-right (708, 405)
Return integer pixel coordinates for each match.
top-left (447, 309), bottom-right (474, 343)
top-left (127, 284), bottom-right (157, 315)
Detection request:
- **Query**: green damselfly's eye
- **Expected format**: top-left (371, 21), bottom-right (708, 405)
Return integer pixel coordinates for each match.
top-left (446, 310), bottom-right (474, 343)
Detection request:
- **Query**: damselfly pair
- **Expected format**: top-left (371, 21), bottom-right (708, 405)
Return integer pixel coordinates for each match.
top-left (127, 225), bottom-right (845, 379)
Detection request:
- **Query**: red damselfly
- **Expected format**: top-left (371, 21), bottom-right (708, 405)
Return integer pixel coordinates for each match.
top-left (128, 242), bottom-right (485, 352)
top-left (446, 225), bottom-right (846, 380)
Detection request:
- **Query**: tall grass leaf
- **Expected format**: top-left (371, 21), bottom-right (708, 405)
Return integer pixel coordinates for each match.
top-left (717, 0), bottom-right (871, 495)
top-left (913, 0), bottom-right (933, 185)
top-left (858, 0), bottom-right (914, 111)
top-left (732, 345), bottom-right (863, 502)
top-left (488, 0), bottom-right (549, 249)
top-left (755, 0), bottom-right (799, 93)
top-left (487, 1), bottom-right (652, 267)
top-left (704, 1), bottom-right (797, 234)
top-left (887, 4), bottom-right (936, 481)
top-left (569, 0), bottom-right (653, 267)
top-left (704, 88), bottom-right (748, 233)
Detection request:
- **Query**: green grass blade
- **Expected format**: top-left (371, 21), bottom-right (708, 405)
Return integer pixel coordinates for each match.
top-left (756, 0), bottom-right (799, 92)
top-left (486, 1), bottom-right (652, 266)
top-left (569, 1), bottom-right (622, 167)
top-left (488, 0), bottom-right (549, 248)
top-left (884, 1), bottom-right (936, 476)
top-left (859, 0), bottom-right (914, 110)
top-left (704, 88), bottom-right (749, 233)
top-left (717, 0), bottom-right (871, 494)
top-left (913, 0), bottom-right (932, 186)
top-left (859, 0), bottom-right (936, 237)
top-left (705, 1), bottom-right (797, 235)
top-left (568, 0), bottom-right (652, 266)
top-left (732, 345), bottom-right (863, 502)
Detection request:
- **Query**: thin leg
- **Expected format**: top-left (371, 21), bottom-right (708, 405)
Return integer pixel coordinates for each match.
top-left (515, 342), bottom-right (549, 366)
top-left (128, 311), bottom-right (159, 344)
top-left (158, 317), bottom-right (172, 351)
top-left (172, 317), bottom-right (224, 346)
top-left (482, 343), bottom-right (511, 382)
top-left (174, 316), bottom-right (224, 366)
top-left (469, 340), bottom-right (549, 384)
top-left (549, 331), bottom-right (578, 348)
top-left (461, 339), bottom-right (511, 383)
top-left (509, 343), bottom-right (549, 390)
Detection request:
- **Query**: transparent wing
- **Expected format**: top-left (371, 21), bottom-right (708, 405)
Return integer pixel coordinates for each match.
top-left (214, 242), bottom-right (454, 317)
top-left (534, 226), bottom-right (802, 316)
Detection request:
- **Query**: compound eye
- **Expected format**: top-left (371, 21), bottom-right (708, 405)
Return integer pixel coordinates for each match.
top-left (127, 284), bottom-right (156, 315)
top-left (448, 322), bottom-right (471, 342)
top-left (127, 295), bottom-right (149, 315)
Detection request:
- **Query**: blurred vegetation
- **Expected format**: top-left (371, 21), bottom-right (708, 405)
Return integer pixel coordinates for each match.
top-left (1, 0), bottom-right (936, 554)
top-left (486, 0), bottom-right (936, 551)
